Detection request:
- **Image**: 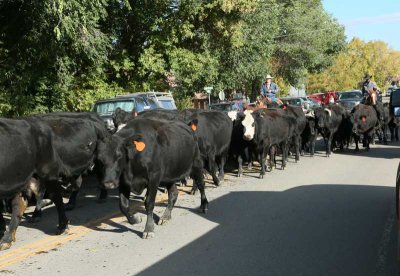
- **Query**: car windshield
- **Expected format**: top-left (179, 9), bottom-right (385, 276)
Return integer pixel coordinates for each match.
top-left (94, 100), bottom-right (134, 114)
top-left (339, 92), bottom-right (361, 100)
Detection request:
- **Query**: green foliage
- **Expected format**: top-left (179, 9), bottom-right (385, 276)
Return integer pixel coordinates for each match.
top-left (0, 0), bottom-right (346, 116)
top-left (308, 38), bottom-right (400, 93)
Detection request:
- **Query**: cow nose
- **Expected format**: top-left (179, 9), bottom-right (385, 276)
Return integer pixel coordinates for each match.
top-left (243, 134), bottom-right (252, 141)
top-left (103, 181), bottom-right (118, 189)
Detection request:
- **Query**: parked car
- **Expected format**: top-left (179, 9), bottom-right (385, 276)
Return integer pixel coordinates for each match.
top-left (209, 100), bottom-right (246, 112)
top-left (280, 97), bottom-right (310, 112)
top-left (337, 90), bottom-right (362, 111)
top-left (306, 96), bottom-right (322, 107)
top-left (93, 92), bottom-right (176, 131)
top-left (308, 91), bottom-right (339, 106)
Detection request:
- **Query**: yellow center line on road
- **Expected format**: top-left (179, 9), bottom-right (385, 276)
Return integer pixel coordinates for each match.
top-left (0, 187), bottom-right (191, 269)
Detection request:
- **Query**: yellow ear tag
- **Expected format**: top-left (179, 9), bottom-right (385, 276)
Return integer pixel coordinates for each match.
top-left (133, 141), bottom-right (146, 152)
top-left (191, 124), bottom-right (197, 131)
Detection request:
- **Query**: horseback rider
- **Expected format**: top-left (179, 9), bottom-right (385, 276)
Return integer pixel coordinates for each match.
top-left (361, 74), bottom-right (382, 120)
top-left (260, 75), bottom-right (282, 105)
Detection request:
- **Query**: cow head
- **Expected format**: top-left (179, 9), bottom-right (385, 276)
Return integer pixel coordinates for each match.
top-left (306, 116), bottom-right (316, 135)
top-left (241, 110), bottom-right (255, 141)
top-left (97, 137), bottom-right (126, 189)
top-left (112, 108), bottom-right (136, 132)
top-left (227, 111), bottom-right (238, 122)
top-left (313, 108), bottom-right (330, 129)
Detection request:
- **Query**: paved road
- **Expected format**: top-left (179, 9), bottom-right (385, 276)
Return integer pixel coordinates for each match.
top-left (0, 140), bottom-right (399, 276)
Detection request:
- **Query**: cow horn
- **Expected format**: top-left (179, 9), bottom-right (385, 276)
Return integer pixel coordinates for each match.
top-left (324, 108), bottom-right (332, 117)
top-left (305, 110), bottom-right (315, 118)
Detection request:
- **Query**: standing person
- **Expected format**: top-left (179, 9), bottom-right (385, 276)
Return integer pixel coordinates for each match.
top-left (260, 75), bottom-right (279, 103)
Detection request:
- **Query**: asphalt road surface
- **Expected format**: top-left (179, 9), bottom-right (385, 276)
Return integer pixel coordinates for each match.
top-left (0, 139), bottom-right (399, 276)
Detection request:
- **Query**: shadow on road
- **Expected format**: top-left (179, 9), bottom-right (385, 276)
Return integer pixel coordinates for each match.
top-left (138, 184), bottom-right (398, 276)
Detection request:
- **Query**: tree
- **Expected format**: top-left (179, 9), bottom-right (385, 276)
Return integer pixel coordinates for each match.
top-left (272, 0), bottom-right (345, 87)
top-left (0, 0), bottom-right (114, 115)
top-left (307, 38), bottom-right (400, 93)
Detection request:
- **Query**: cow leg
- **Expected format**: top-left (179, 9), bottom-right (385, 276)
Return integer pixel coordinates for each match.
top-left (218, 155), bottom-right (226, 182)
top-left (396, 126), bottom-right (399, 141)
top-left (29, 189), bottom-right (47, 223)
top-left (0, 213), bottom-right (5, 240)
top-left (326, 134), bottom-right (333, 157)
top-left (267, 146), bottom-right (274, 172)
top-left (354, 135), bottom-right (360, 152)
top-left (28, 178), bottom-right (50, 223)
top-left (383, 124), bottom-right (388, 145)
top-left (47, 183), bottom-right (69, 235)
top-left (0, 193), bottom-right (28, 250)
top-left (119, 190), bottom-right (141, 225)
top-left (143, 182), bottom-right (158, 239)
top-left (281, 142), bottom-right (288, 170)
top-left (294, 136), bottom-right (300, 162)
top-left (191, 165), bottom-right (208, 213)
top-left (259, 147), bottom-right (268, 179)
top-left (160, 183), bottom-right (179, 225)
top-left (95, 188), bottom-right (108, 204)
top-left (237, 155), bottom-right (243, 177)
top-left (207, 154), bottom-right (220, 186)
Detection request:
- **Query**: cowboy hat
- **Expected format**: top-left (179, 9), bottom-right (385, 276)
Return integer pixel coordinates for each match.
top-left (265, 74), bottom-right (273, 79)
top-left (363, 73), bottom-right (372, 80)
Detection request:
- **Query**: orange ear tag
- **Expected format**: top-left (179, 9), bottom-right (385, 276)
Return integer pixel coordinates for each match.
top-left (133, 141), bottom-right (146, 152)
top-left (191, 124), bottom-right (197, 131)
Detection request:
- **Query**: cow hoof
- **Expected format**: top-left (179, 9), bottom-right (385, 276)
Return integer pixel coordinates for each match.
top-left (159, 218), bottom-right (170, 225)
top-left (142, 232), bottom-right (155, 239)
top-left (190, 189), bottom-right (197, 195)
top-left (201, 207), bottom-right (208, 214)
top-left (56, 227), bottom-right (69, 235)
top-left (237, 173), bottom-right (241, 178)
top-left (127, 215), bottom-right (142, 225)
top-left (259, 174), bottom-right (264, 179)
top-left (0, 242), bottom-right (12, 251)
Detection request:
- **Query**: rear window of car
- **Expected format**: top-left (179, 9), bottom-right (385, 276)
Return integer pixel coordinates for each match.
top-left (159, 100), bottom-right (175, 110)
top-left (94, 100), bottom-right (134, 114)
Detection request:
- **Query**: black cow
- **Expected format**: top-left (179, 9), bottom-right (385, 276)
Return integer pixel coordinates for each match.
top-left (29, 112), bottom-right (110, 231)
top-left (0, 117), bottom-right (64, 250)
top-left (228, 111), bottom-right (257, 177)
top-left (241, 109), bottom-right (296, 178)
top-left (281, 104), bottom-right (306, 161)
top-left (180, 110), bottom-right (232, 186)
top-left (313, 105), bottom-right (346, 157)
top-left (97, 118), bottom-right (208, 238)
top-left (351, 104), bottom-right (378, 151)
top-left (301, 110), bottom-right (318, 155)
top-left (332, 111), bottom-right (353, 151)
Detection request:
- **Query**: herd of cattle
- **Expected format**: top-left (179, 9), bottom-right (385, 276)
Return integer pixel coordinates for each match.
top-left (0, 101), bottom-right (398, 251)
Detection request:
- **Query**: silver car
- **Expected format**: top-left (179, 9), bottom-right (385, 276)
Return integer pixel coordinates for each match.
top-left (337, 90), bottom-right (362, 111)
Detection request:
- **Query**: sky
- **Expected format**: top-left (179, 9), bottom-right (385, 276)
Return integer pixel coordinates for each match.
top-left (323, 0), bottom-right (400, 50)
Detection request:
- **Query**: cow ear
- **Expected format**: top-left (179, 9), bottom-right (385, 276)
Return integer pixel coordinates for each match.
top-left (189, 119), bottom-right (198, 131)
